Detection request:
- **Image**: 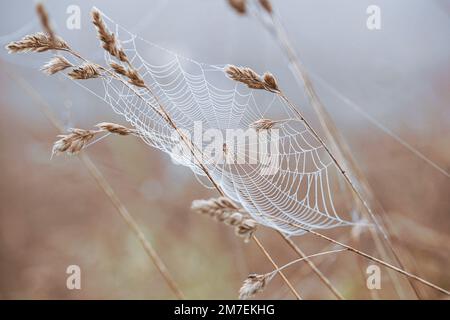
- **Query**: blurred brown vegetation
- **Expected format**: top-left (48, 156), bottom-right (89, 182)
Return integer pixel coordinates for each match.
top-left (0, 81), bottom-right (448, 299)
top-left (0, 0), bottom-right (449, 299)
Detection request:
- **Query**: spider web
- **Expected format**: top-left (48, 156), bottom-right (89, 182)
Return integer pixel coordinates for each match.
top-left (73, 9), bottom-right (361, 235)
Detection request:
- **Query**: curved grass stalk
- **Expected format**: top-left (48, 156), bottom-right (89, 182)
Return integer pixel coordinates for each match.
top-left (4, 66), bottom-right (185, 299)
top-left (250, 2), bottom-right (423, 298)
top-left (268, 215), bottom-right (450, 296)
top-left (7, 4), bottom-right (301, 300)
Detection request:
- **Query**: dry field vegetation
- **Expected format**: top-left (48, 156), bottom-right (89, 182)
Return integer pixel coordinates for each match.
top-left (0, 1), bottom-right (449, 299)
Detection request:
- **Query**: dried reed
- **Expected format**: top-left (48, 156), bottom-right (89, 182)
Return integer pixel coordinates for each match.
top-left (227, 64), bottom-right (450, 297)
top-left (41, 55), bottom-right (73, 75)
top-left (239, 273), bottom-right (274, 300)
top-left (52, 122), bottom-right (137, 156)
top-left (92, 10), bottom-right (128, 62)
top-left (239, 249), bottom-right (347, 299)
top-left (52, 128), bottom-right (97, 156)
top-left (6, 3), bottom-right (301, 299)
top-left (191, 197), bottom-right (258, 242)
top-left (249, 118), bottom-right (277, 131)
top-left (244, 0), bottom-right (421, 298)
top-left (4, 65), bottom-right (186, 300)
top-left (5, 4), bottom-right (186, 299)
top-left (258, 0), bottom-right (273, 14)
top-left (96, 122), bottom-right (138, 135)
top-left (36, 3), bottom-right (55, 44)
top-left (68, 63), bottom-right (101, 80)
top-left (110, 62), bottom-right (145, 87)
top-left (226, 65), bottom-right (279, 93)
top-left (228, 0), bottom-right (272, 15)
top-left (6, 32), bottom-right (68, 53)
top-left (226, 63), bottom-right (345, 299)
top-left (88, 9), bottom-right (302, 299)
top-left (228, 0), bottom-right (246, 15)
top-left (267, 215), bottom-right (450, 296)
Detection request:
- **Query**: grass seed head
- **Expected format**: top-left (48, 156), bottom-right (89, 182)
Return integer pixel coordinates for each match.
top-left (228, 0), bottom-right (246, 14)
top-left (41, 55), bottom-right (73, 75)
top-left (68, 63), bottom-right (101, 80)
top-left (6, 32), bottom-right (69, 54)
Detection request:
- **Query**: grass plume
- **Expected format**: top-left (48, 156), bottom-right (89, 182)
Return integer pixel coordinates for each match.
top-left (41, 55), bottom-right (73, 75)
top-left (191, 197), bottom-right (257, 242)
top-left (225, 65), bottom-right (279, 93)
top-left (110, 62), bottom-right (145, 87)
top-left (36, 3), bottom-right (55, 44)
top-left (228, 0), bottom-right (246, 14)
top-left (6, 32), bottom-right (68, 53)
top-left (92, 9), bottom-right (128, 62)
top-left (52, 122), bottom-right (138, 156)
top-left (68, 63), bottom-right (101, 80)
top-left (239, 248), bottom-right (347, 299)
top-left (52, 128), bottom-right (97, 156)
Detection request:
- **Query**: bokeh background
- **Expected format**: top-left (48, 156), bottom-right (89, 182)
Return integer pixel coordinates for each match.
top-left (0, 0), bottom-right (449, 299)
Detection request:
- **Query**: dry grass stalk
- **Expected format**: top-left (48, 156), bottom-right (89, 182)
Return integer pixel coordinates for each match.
top-left (90, 10), bottom-right (299, 300)
top-left (5, 32), bottom-right (68, 53)
top-left (36, 3), bottom-right (55, 44)
top-left (52, 128), bottom-right (97, 156)
top-left (262, 72), bottom-right (279, 91)
top-left (224, 0), bottom-right (350, 300)
top-left (4, 7), bottom-right (187, 301)
top-left (279, 92), bottom-right (425, 297)
top-left (52, 122), bottom-right (138, 156)
top-left (268, 215), bottom-right (450, 296)
top-left (92, 12), bottom-right (144, 88)
top-left (110, 62), bottom-right (145, 87)
top-left (280, 236), bottom-right (345, 300)
top-left (225, 65), bottom-right (279, 93)
top-left (68, 63), bottom-right (101, 80)
top-left (41, 55), bottom-right (73, 75)
top-left (239, 248), bottom-right (347, 299)
top-left (235, 219), bottom-right (258, 241)
top-left (92, 10), bottom-right (128, 62)
top-left (96, 122), bottom-right (137, 135)
top-left (226, 65), bottom-right (264, 89)
top-left (228, 0), bottom-right (272, 15)
top-left (239, 273), bottom-right (274, 300)
top-left (228, 63), bottom-right (430, 298)
top-left (89, 12), bottom-right (297, 296)
top-left (191, 197), bottom-right (257, 242)
top-left (246, 1), bottom-right (422, 298)
top-left (80, 154), bottom-right (186, 300)
top-left (258, 0), bottom-right (273, 14)
top-left (228, 0), bottom-right (246, 14)
top-left (6, 69), bottom-right (186, 299)
top-left (222, 143), bottom-right (228, 155)
top-left (227, 60), bottom-right (421, 301)
top-left (110, 61), bottom-right (127, 75)
top-left (8, 3), bottom-right (302, 300)
top-left (249, 118), bottom-right (277, 131)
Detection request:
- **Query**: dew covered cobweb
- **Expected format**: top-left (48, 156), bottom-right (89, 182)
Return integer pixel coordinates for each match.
top-left (73, 9), bottom-right (361, 236)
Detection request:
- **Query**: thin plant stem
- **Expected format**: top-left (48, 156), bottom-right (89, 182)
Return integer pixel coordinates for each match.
top-left (280, 235), bottom-right (345, 299)
top-left (280, 92), bottom-right (419, 297)
top-left (270, 249), bottom-right (348, 275)
top-left (268, 215), bottom-right (450, 296)
top-left (258, 6), bottom-right (420, 298)
top-left (252, 235), bottom-right (302, 299)
top-left (80, 153), bottom-right (186, 299)
top-left (59, 23), bottom-right (302, 300)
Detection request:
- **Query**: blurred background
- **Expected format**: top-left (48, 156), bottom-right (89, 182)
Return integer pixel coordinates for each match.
top-left (0, 0), bottom-right (449, 299)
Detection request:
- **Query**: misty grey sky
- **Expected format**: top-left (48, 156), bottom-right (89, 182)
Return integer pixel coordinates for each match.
top-left (1, 0), bottom-right (449, 137)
